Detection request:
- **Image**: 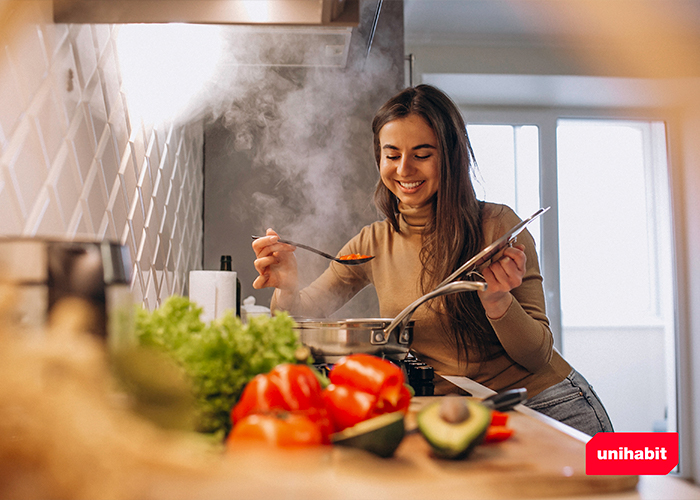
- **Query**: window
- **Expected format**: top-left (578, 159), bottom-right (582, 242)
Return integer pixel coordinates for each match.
top-left (466, 114), bottom-right (676, 438)
top-left (467, 124), bottom-right (542, 253)
top-left (556, 119), bottom-right (675, 435)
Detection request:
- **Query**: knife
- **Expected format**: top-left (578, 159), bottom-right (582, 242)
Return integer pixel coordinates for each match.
top-left (480, 388), bottom-right (528, 412)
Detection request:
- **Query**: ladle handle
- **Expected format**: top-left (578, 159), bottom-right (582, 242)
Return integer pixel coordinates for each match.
top-left (380, 280), bottom-right (487, 344)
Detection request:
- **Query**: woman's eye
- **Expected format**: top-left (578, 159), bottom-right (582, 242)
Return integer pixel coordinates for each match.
top-left (415, 154), bottom-right (431, 160)
top-left (386, 155), bottom-right (400, 161)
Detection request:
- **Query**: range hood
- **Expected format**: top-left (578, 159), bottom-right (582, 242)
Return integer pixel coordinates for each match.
top-left (219, 26), bottom-right (353, 67)
top-left (53, 0), bottom-right (359, 26)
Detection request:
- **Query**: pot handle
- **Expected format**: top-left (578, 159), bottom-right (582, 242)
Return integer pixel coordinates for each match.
top-left (378, 280), bottom-right (487, 345)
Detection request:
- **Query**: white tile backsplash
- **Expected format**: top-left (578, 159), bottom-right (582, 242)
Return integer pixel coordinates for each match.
top-left (35, 188), bottom-right (65, 236)
top-left (0, 50), bottom-right (24, 143)
top-left (0, 186), bottom-right (23, 234)
top-left (33, 85), bottom-right (67, 164)
top-left (10, 16), bottom-right (49, 108)
top-left (0, 1), bottom-right (204, 308)
top-left (71, 24), bottom-right (97, 89)
top-left (9, 121), bottom-right (49, 216)
top-left (68, 110), bottom-right (96, 182)
top-left (49, 144), bottom-right (82, 224)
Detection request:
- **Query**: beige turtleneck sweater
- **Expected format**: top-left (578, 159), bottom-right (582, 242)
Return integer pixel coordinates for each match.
top-left (271, 202), bottom-right (571, 397)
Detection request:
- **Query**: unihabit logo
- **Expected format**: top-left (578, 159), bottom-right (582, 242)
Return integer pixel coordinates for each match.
top-left (596, 447), bottom-right (668, 461)
top-left (586, 432), bottom-right (678, 475)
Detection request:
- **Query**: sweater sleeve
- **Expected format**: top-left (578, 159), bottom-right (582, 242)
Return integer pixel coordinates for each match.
top-left (270, 231), bottom-right (372, 318)
top-left (484, 206), bottom-right (554, 373)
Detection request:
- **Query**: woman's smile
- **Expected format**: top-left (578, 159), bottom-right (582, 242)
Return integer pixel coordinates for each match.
top-left (378, 114), bottom-right (440, 208)
top-left (398, 180), bottom-right (425, 190)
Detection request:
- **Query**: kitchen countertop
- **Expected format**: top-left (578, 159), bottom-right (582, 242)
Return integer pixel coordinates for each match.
top-left (189, 389), bottom-right (697, 500)
top-left (3, 333), bottom-right (698, 500)
top-left (589, 476), bottom-right (700, 500)
top-left (441, 375), bottom-right (700, 500)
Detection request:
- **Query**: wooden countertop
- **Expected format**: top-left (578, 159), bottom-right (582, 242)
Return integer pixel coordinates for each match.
top-left (440, 375), bottom-right (700, 500)
top-left (3, 318), bottom-right (696, 500)
top-left (189, 391), bottom-right (698, 500)
top-left (4, 356), bottom-right (698, 500)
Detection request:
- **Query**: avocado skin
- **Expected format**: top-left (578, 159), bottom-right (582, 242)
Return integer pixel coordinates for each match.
top-left (417, 399), bottom-right (491, 460)
top-left (424, 426), bottom-right (488, 459)
top-left (331, 411), bottom-right (406, 458)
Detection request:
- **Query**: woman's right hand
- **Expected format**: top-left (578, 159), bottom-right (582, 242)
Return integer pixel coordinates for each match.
top-left (252, 229), bottom-right (299, 291)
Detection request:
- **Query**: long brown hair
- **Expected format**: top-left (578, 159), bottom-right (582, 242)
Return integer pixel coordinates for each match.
top-left (372, 84), bottom-right (495, 364)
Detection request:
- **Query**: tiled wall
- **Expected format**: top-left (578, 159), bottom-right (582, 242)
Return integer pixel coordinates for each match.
top-left (0, 1), bottom-right (204, 309)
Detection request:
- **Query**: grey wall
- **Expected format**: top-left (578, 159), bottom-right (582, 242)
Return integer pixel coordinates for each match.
top-left (202, 0), bottom-right (404, 316)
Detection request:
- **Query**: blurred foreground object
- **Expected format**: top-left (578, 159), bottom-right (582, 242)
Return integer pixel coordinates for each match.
top-left (0, 289), bottom-right (220, 500)
top-left (0, 238), bottom-right (133, 343)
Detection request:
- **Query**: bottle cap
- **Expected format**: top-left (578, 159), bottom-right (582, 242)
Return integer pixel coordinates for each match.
top-left (220, 255), bottom-right (232, 271)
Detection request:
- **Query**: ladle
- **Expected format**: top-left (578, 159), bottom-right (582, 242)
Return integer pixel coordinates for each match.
top-left (251, 235), bottom-right (374, 265)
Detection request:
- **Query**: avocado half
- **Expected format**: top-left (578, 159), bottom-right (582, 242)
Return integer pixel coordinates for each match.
top-left (331, 411), bottom-right (406, 458)
top-left (417, 398), bottom-right (491, 459)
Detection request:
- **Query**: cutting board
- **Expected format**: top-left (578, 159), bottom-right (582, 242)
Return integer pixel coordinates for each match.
top-left (198, 397), bottom-right (638, 500)
top-left (332, 397), bottom-right (637, 499)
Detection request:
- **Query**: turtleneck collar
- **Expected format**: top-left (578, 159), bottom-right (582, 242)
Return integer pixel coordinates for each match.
top-left (398, 202), bottom-right (433, 233)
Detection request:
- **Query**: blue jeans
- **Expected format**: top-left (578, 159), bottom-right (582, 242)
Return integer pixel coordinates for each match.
top-left (524, 369), bottom-right (614, 436)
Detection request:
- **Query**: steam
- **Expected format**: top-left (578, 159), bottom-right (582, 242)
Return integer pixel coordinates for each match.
top-left (116, 11), bottom-right (402, 288)
top-left (195, 24), bottom-right (399, 281)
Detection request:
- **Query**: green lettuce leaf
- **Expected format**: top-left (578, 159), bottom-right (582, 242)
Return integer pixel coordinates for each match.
top-left (134, 295), bottom-right (304, 439)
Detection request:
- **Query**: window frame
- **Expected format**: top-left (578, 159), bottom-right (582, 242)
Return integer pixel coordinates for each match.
top-left (460, 104), bottom-right (690, 476)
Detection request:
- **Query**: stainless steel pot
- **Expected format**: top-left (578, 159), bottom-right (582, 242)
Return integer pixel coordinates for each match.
top-left (294, 280), bottom-right (487, 363)
top-left (0, 237), bottom-right (133, 341)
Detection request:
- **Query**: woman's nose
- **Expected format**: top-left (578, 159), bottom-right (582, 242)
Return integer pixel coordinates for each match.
top-left (396, 156), bottom-right (414, 176)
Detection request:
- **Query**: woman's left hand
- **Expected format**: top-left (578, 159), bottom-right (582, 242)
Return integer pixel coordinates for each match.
top-left (477, 243), bottom-right (527, 319)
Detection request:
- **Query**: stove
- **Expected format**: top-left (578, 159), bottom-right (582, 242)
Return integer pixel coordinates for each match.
top-left (314, 353), bottom-right (434, 396)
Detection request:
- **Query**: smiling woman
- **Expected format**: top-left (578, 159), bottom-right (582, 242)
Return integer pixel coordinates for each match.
top-left (252, 84), bottom-right (613, 437)
top-left (116, 24), bottom-right (222, 124)
top-left (378, 114), bottom-right (440, 208)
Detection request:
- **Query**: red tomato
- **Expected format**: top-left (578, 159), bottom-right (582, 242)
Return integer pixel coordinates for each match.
top-left (322, 384), bottom-right (378, 432)
top-left (227, 413), bottom-right (323, 447)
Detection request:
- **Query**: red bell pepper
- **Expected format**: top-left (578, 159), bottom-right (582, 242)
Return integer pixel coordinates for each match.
top-left (231, 364), bottom-right (333, 443)
top-left (323, 354), bottom-right (411, 432)
top-left (483, 410), bottom-right (514, 443)
top-left (490, 410), bottom-right (509, 427)
top-left (266, 363), bottom-right (327, 412)
top-left (381, 383), bottom-right (412, 415)
top-left (328, 354), bottom-right (407, 412)
top-left (227, 412), bottom-right (324, 447)
top-left (231, 372), bottom-right (285, 424)
top-left (483, 425), bottom-right (515, 443)
top-left (322, 383), bottom-right (378, 432)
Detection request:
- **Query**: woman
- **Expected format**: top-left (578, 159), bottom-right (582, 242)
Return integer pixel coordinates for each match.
top-left (252, 84), bottom-right (612, 436)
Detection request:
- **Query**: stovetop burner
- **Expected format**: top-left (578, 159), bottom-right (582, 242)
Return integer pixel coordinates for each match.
top-left (313, 353), bottom-right (434, 396)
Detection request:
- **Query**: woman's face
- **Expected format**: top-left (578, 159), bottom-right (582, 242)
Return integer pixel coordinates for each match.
top-left (378, 114), bottom-right (440, 208)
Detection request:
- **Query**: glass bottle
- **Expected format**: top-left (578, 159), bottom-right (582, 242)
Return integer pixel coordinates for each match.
top-left (220, 255), bottom-right (241, 317)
